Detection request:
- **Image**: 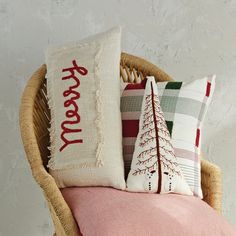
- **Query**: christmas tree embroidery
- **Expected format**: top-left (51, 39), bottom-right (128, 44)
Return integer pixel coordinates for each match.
top-left (127, 77), bottom-right (192, 195)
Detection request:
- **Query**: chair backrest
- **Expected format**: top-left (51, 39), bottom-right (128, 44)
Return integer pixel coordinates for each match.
top-left (20, 52), bottom-right (172, 171)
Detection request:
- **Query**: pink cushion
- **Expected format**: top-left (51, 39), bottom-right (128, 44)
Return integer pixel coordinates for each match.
top-left (61, 187), bottom-right (236, 236)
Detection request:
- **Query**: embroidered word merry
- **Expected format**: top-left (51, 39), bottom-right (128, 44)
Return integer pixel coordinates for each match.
top-left (60, 60), bottom-right (88, 152)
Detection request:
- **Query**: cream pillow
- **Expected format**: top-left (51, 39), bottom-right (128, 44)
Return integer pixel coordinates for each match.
top-left (46, 27), bottom-right (126, 189)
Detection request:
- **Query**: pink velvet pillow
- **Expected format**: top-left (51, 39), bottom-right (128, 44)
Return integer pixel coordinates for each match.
top-left (61, 187), bottom-right (236, 236)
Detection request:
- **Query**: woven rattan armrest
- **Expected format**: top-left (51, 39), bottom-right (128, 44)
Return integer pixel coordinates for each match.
top-left (201, 159), bottom-right (222, 213)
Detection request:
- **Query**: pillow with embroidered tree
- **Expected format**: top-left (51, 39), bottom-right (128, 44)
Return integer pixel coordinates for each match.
top-left (121, 75), bottom-right (215, 197)
top-left (126, 77), bottom-right (192, 195)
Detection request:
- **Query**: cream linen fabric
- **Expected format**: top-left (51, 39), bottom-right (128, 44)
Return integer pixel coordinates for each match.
top-left (46, 27), bottom-right (125, 189)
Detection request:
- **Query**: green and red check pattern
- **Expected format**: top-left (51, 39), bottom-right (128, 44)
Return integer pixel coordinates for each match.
top-left (121, 76), bottom-right (215, 197)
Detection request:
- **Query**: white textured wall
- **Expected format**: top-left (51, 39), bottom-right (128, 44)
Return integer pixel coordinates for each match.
top-left (1, 0), bottom-right (236, 235)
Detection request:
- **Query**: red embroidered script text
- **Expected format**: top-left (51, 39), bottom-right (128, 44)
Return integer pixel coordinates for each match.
top-left (60, 60), bottom-right (88, 152)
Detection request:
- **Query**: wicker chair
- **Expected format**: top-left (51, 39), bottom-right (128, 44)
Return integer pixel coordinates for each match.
top-left (19, 52), bottom-right (222, 236)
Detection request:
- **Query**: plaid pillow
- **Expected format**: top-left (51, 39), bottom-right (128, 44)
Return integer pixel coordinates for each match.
top-left (121, 76), bottom-right (215, 198)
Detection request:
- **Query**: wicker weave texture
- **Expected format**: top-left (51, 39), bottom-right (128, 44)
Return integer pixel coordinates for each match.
top-left (19, 52), bottom-right (222, 236)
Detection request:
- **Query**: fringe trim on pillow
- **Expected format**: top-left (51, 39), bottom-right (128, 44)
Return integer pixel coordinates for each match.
top-left (47, 71), bottom-right (57, 169)
top-left (50, 161), bottom-right (103, 170)
top-left (47, 46), bottom-right (104, 170)
top-left (94, 47), bottom-right (104, 167)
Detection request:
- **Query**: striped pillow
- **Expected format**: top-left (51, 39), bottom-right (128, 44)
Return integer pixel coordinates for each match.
top-left (121, 76), bottom-right (215, 198)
